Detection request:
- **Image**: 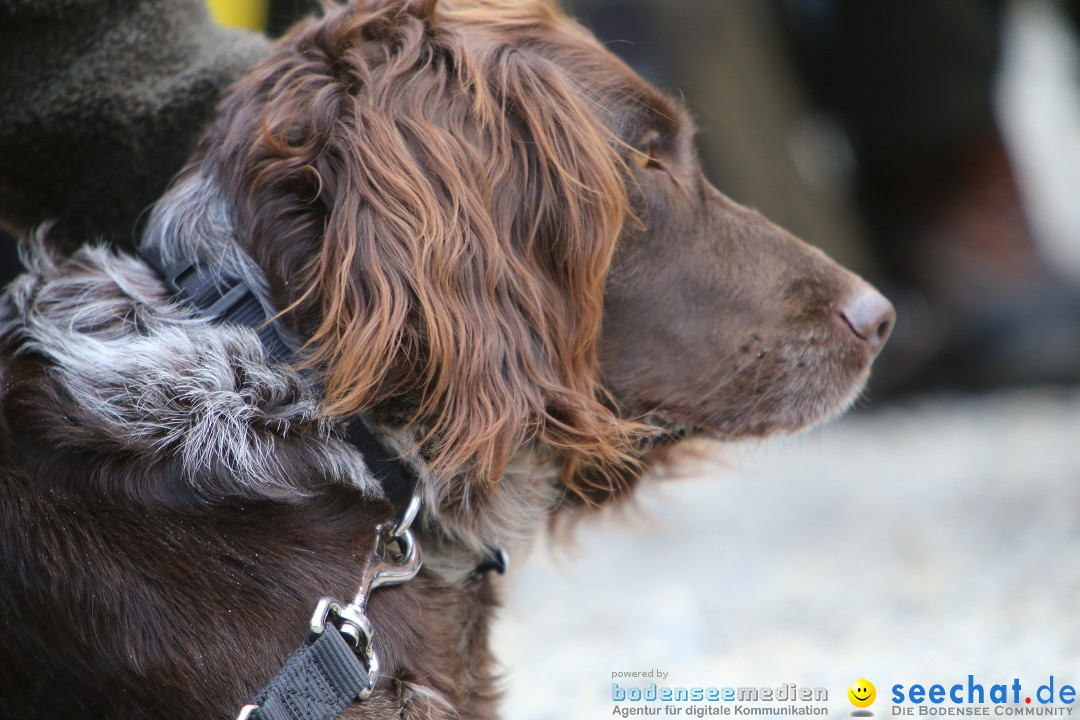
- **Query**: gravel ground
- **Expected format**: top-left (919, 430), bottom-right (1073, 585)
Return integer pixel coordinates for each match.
top-left (492, 388), bottom-right (1080, 719)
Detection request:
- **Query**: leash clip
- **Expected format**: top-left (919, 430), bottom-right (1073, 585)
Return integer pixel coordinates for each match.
top-left (308, 520), bottom-right (422, 700)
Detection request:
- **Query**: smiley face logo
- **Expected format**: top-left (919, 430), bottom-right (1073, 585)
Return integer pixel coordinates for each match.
top-left (848, 679), bottom-right (876, 708)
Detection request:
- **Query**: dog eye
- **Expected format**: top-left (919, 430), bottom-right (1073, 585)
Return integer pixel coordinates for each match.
top-left (632, 132), bottom-right (663, 170)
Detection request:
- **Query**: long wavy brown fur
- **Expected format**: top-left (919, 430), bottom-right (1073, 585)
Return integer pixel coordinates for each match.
top-left (203, 0), bottom-right (649, 495)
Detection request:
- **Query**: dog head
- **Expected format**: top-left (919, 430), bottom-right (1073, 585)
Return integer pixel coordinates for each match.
top-left (193, 0), bottom-right (892, 500)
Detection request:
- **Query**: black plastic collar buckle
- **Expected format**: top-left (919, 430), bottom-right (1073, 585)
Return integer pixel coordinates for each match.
top-left (160, 259), bottom-right (253, 322)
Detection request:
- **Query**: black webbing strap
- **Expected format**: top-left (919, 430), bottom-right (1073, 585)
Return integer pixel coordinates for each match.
top-left (244, 626), bottom-right (371, 720)
top-left (140, 244), bottom-right (295, 363)
top-left (345, 418), bottom-right (415, 511)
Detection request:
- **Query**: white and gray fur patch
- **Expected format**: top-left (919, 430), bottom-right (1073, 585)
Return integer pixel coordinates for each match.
top-left (5, 207), bottom-right (378, 500)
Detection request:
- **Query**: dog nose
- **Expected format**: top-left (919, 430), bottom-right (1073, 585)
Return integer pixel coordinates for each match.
top-left (838, 287), bottom-right (895, 351)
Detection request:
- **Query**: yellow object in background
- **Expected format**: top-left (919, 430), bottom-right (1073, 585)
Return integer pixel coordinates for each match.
top-left (206, 0), bottom-right (269, 31)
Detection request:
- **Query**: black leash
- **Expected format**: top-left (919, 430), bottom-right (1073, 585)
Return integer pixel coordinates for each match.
top-left (237, 524), bottom-right (423, 720)
top-left (138, 244), bottom-right (506, 719)
top-left (236, 626), bottom-right (372, 720)
top-left (138, 245), bottom-right (421, 720)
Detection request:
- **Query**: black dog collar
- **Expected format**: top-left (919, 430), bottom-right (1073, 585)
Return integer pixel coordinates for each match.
top-left (137, 242), bottom-right (509, 572)
top-left (137, 243), bottom-right (419, 516)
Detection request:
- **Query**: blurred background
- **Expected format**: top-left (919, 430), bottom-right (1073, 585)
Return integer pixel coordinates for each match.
top-left (7, 0), bottom-right (1080, 715)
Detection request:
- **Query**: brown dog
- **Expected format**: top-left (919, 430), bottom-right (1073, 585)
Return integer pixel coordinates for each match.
top-left (0, 1), bottom-right (893, 718)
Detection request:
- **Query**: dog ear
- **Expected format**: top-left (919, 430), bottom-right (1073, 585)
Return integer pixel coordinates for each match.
top-left (209, 1), bottom-right (645, 493)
